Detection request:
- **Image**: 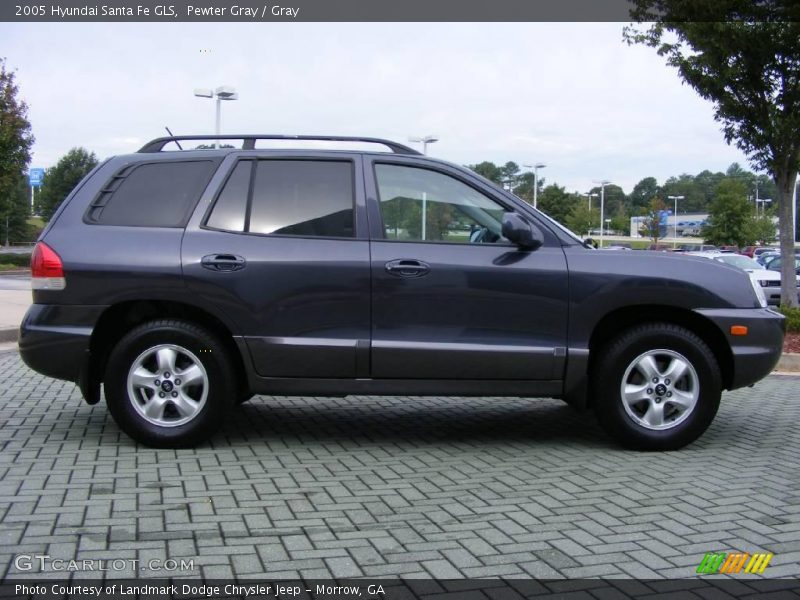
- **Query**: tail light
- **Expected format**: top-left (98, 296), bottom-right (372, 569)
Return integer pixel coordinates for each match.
top-left (31, 242), bottom-right (66, 290)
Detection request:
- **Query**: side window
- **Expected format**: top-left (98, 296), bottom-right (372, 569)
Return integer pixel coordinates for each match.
top-left (87, 161), bottom-right (215, 227)
top-left (249, 160), bottom-right (354, 237)
top-left (206, 160), bottom-right (252, 232)
top-left (375, 164), bottom-right (508, 243)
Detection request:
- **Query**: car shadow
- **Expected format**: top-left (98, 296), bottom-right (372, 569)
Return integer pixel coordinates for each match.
top-left (214, 395), bottom-right (614, 449)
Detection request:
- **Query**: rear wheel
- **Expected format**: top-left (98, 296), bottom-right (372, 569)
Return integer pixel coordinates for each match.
top-left (593, 323), bottom-right (722, 450)
top-left (104, 320), bottom-right (235, 447)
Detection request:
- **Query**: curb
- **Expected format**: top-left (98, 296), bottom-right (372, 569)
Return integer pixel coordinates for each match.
top-left (777, 353), bottom-right (800, 373)
top-left (0, 269), bottom-right (30, 276)
top-left (0, 328), bottom-right (18, 343)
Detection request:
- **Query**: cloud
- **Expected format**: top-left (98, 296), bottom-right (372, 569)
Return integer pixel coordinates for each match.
top-left (2, 22), bottom-right (752, 193)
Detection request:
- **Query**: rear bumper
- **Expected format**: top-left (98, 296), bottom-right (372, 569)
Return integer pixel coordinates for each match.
top-left (696, 307), bottom-right (786, 390)
top-left (18, 304), bottom-right (106, 382)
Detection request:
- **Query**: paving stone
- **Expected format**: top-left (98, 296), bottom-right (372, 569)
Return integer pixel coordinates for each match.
top-left (0, 352), bottom-right (797, 579)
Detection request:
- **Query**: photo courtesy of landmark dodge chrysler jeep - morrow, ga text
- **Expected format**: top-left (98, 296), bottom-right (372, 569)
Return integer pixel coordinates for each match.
top-left (19, 135), bottom-right (786, 450)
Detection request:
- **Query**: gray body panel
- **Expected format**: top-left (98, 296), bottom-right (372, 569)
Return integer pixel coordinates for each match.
top-left (17, 146), bottom-right (785, 405)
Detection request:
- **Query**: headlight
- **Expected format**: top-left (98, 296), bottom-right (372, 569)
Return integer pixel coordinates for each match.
top-left (750, 276), bottom-right (768, 307)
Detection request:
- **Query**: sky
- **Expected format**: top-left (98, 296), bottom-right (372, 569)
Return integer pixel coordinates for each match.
top-left (2, 22), bottom-right (756, 194)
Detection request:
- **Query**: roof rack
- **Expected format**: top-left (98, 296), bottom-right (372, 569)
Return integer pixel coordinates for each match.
top-left (138, 134), bottom-right (422, 155)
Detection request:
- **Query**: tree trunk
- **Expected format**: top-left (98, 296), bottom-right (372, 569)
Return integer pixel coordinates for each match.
top-left (777, 168), bottom-right (798, 308)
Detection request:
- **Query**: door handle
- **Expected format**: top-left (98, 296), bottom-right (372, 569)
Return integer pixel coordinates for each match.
top-left (201, 254), bottom-right (246, 272)
top-left (385, 259), bottom-right (431, 278)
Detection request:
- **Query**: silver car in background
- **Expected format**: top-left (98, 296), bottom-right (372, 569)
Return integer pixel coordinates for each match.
top-left (688, 251), bottom-right (798, 306)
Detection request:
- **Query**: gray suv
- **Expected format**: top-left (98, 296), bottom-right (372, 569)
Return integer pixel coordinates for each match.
top-left (19, 135), bottom-right (785, 450)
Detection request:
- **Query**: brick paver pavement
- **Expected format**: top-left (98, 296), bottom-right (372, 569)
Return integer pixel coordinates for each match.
top-left (0, 350), bottom-right (798, 580)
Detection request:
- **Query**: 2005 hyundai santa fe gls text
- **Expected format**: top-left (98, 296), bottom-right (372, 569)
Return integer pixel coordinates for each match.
top-left (19, 134), bottom-right (785, 450)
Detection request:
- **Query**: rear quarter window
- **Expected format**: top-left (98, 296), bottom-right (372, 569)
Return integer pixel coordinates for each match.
top-left (85, 160), bottom-right (217, 227)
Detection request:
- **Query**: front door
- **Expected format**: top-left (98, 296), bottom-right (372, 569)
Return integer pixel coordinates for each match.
top-left (366, 160), bottom-right (569, 380)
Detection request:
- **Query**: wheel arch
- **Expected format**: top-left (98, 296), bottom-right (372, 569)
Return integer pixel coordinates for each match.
top-left (89, 299), bottom-right (248, 391)
top-left (585, 305), bottom-right (734, 404)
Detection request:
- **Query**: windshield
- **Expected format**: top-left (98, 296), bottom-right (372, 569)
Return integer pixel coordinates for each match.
top-left (716, 255), bottom-right (761, 270)
top-left (767, 257), bottom-right (800, 271)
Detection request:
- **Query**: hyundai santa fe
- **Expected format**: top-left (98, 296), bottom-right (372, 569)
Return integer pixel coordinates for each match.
top-left (19, 134), bottom-right (785, 450)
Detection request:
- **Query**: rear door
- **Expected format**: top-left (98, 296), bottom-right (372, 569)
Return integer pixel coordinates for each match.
top-left (182, 153), bottom-right (371, 378)
top-left (365, 157), bottom-right (569, 381)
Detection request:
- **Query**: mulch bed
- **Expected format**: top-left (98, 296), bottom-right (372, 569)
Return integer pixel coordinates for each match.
top-left (785, 331), bottom-right (800, 354)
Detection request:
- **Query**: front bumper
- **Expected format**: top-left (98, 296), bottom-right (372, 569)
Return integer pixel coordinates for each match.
top-left (18, 304), bottom-right (106, 382)
top-left (696, 307), bottom-right (786, 389)
top-left (758, 284), bottom-right (800, 306)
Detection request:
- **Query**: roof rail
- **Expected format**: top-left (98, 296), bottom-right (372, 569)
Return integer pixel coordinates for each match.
top-left (138, 134), bottom-right (422, 155)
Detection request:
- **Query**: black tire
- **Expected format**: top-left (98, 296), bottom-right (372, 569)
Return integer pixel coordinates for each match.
top-left (104, 319), bottom-right (236, 448)
top-left (593, 323), bottom-right (722, 451)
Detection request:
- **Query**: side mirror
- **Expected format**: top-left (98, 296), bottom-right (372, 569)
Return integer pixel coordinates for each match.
top-left (501, 212), bottom-right (544, 250)
top-left (583, 237), bottom-right (598, 249)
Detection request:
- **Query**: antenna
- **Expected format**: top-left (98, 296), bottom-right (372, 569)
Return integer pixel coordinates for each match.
top-left (164, 126), bottom-right (183, 150)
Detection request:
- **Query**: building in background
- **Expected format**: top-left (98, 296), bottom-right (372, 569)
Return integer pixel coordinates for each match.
top-left (630, 213), bottom-right (709, 238)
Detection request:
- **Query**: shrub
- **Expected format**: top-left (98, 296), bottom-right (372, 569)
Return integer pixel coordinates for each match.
top-left (779, 306), bottom-right (800, 332)
top-left (0, 253), bottom-right (31, 267)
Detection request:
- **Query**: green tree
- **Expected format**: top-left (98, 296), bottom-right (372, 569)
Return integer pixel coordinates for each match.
top-left (694, 169), bottom-right (726, 206)
top-left (565, 203), bottom-right (599, 238)
top-left (589, 184), bottom-right (627, 217)
top-left (629, 177), bottom-right (661, 211)
top-left (499, 161), bottom-right (521, 189)
top-left (701, 179), bottom-right (755, 247)
top-left (195, 143), bottom-right (235, 149)
top-left (639, 197), bottom-right (668, 245)
top-left (535, 184), bottom-right (577, 225)
top-left (38, 147), bottom-right (98, 221)
top-left (0, 58), bottom-right (35, 247)
top-left (662, 174), bottom-right (705, 213)
top-left (749, 215), bottom-right (778, 246)
top-left (467, 161), bottom-right (503, 185)
top-left (513, 171), bottom-right (545, 205)
top-left (609, 211), bottom-right (631, 236)
top-left (1, 173), bottom-right (33, 245)
top-left (626, 2), bottom-right (800, 306)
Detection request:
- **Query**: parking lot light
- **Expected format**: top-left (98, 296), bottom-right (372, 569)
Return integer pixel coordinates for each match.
top-left (194, 86), bottom-right (238, 148)
top-left (667, 195), bottom-right (685, 248)
top-left (409, 135), bottom-right (438, 156)
top-left (409, 136), bottom-right (438, 240)
top-left (594, 180), bottom-right (611, 247)
top-left (523, 163), bottom-right (546, 209)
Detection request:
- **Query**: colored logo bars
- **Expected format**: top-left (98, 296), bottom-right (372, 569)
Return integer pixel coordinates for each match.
top-left (697, 552), bottom-right (773, 575)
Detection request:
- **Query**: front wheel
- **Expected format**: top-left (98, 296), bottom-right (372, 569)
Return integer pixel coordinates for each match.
top-left (593, 323), bottom-right (722, 451)
top-left (104, 320), bottom-right (236, 447)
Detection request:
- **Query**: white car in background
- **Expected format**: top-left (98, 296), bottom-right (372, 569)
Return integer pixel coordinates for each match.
top-left (687, 251), bottom-right (798, 306)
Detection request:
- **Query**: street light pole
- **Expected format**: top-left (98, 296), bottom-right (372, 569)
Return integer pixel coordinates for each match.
top-left (755, 182), bottom-right (759, 215)
top-left (794, 175), bottom-right (798, 243)
top-left (215, 96), bottom-right (222, 144)
top-left (524, 163), bottom-right (546, 209)
top-left (667, 195), bottom-right (684, 248)
top-left (409, 136), bottom-right (439, 240)
top-left (594, 180), bottom-right (610, 247)
top-left (194, 86), bottom-right (238, 148)
top-left (409, 135), bottom-right (438, 156)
